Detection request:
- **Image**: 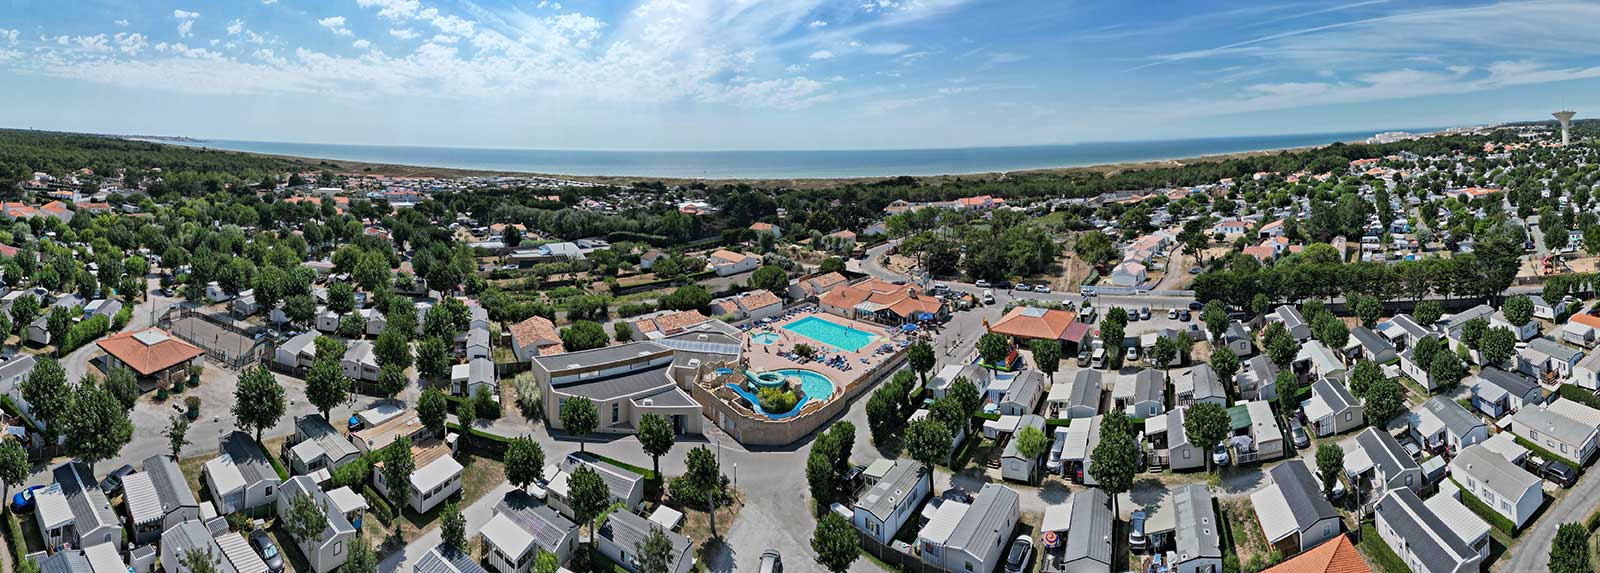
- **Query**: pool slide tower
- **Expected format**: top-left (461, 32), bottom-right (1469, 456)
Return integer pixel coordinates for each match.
top-left (1554, 110), bottom-right (1576, 146)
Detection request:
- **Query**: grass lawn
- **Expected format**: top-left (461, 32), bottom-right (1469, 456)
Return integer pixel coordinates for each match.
top-left (1218, 497), bottom-right (1273, 568)
top-left (680, 488), bottom-right (745, 551)
top-left (359, 452), bottom-right (507, 550)
top-left (1357, 521), bottom-right (1410, 573)
top-left (264, 524), bottom-right (314, 573)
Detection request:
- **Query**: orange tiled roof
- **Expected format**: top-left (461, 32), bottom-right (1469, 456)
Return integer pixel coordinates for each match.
top-left (1262, 535), bottom-right (1368, 573)
top-left (736, 289), bottom-right (782, 310)
top-left (96, 328), bottom-right (204, 376)
top-left (989, 306), bottom-right (1078, 340)
top-left (509, 315), bottom-right (562, 351)
top-left (1569, 314), bottom-right (1600, 330)
top-left (637, 310), bottom-right (709, 335)
top-left (709, 249), bottom-right (750, 265)
top-left (819, 285), bottom-right (872, 309)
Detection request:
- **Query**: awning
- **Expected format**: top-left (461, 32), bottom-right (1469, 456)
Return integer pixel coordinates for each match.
top-left (902, 324), bottom-right (919, 332)
top-left (1061, 322), bottom-right (1090, 343)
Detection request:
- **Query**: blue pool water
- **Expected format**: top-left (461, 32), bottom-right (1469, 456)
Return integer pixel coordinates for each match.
top-left (772, 369), bottom-right (836, 402)
top-left (783, 316), bottom-right (878, 352)
top-left (751, 332), bottom-right (780, 345)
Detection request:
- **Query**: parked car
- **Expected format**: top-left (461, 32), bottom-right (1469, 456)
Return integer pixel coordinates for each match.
top-left (995, 280), bottom-right (1013, 289)
top-left (1188, 301), bottom-right (1204, 311)
top-left (1036, 284), bottom-right (1052, 294)
top-left (1077, 349), bottom-right (1091, 367)
top-left (1015, 283), bottom-right (1032, 292)
top-left (1542, 459), bottom-right (1579, 488)
top-left (759, 550), bottom-right (782, 573)
top-left (1139, 307), bottom-right (1151, 320)
top-left (100, 464), bottom-right (136, 497)
top-left (983, 290), bottom-right (996, 305)
top-left (1002, 535), bottom-right (1034, 573)
top-left (1178, 310), bottom-right (1192, 322)
top-left (1127, 346), bottom-right (1141, 363)
top-left (1188, 266), bottom-right (1203, 274)
top-left (1211, 445), bottom-right (1231, 467)
top-left (1046, 440), bottom-right (1065, 473)
top-left (1127, 309), bottom-right (1140, 322)
top-left (975, 279), bottom-right (991, 288)
top-left (1128, 511), bottom-right (1148, 551)
top-left (249, 529), bottom-right (286, 573)
top-left (10, 485), bottom-right (45, 513)
top-left (1167, 309), bottom-right (1178, 319)
top-left (1289, 419), bottom-right (1310, 449)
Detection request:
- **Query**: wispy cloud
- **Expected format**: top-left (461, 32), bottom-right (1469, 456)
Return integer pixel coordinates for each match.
top-left (318, 16), bottom-right (354, 37)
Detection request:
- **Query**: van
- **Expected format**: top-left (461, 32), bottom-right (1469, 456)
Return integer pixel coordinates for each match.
top-left (982, 290), bottom-right (996, 304)
top-left (1091, 347), bottom-right (1107, 369)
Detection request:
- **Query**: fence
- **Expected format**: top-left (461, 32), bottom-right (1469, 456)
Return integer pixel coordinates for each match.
top-left (857, 529), bottom-right (928, 572)
top-left (156, 306), bottom-right (274, 370)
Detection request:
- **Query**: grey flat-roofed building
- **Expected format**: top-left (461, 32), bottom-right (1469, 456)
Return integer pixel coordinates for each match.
top-left (1238, 355), bottom-right (1279, 401)
top-left (1449, 443), bottom-right (1542, 529)
top-left (161, 520), bottom-right (238, 573)
top-left (1374, 488), bottom-right (1481, 573)
top-left (1408, 397), bottom-right (1487, 453)
top-left (597, 509), bottom-right (694, 573)
top-left (1170, 484), bottom-right (1222, 573)
top-left (415, 545), bottom-right (490, 573)
top-left (532, 341), bottom-right (702, 436)
top-left (1000, 371), bottom-right (1044, 416)
top-left (853, 459), bottom-right (930, 544)
top-left (1251, 461), bottom-right (1341, 556)
top-left (1344, 427), bottom-right (1422, 495)
top-left (1176, 364), bottom-right (1226, 407)
top-left (1061, 488), bottom-right (1113, 572)
top-left (1349, 326), bottom-right (1396, 363)
top-left (1062, 370), bottom-right (1102, 419)
top-left (1269, 305), bottom-right (1311, 340)
top-left (1511, 402), bottom-right (1599, 465)
top-left (928, 483), bottom-right (1021, 573)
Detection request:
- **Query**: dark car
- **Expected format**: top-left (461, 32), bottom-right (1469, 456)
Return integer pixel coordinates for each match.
top-left (1188, 301), bottom-right (1204, 311)
top-left (1288, 419), bottom-right (1310, 449)
top-left (10, 485), bottom-right (46, 513)
top-left (99, 464), bottom-right (136, 497)
top-left (1542, 459), bottom-right (1579, 488)
top-left (1178, 310), bottom-right (1192, 322)
top-left (1002, 535), bottom-right (1034, 573)
top-left (995, 280), bottom-right (1013, 289)
top-left (1128, 510), bottom-right (1149, 551)
top-left (250, 529), bottom-right (286, 573)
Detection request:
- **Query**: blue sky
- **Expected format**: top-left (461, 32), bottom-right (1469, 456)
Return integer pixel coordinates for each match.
top-left (3, 0), bottom-right (1600, 150)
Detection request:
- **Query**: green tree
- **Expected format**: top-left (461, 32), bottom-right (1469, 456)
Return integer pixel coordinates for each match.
top-left (865, 390), bottom-right (898, 444)
top-left (418, 387), bottom-right (448, 438)
top-left (811, 512), bottom-right (860, 573)
top-left (180, 549), bottom-right (219, 573)
top-left (1413, 301), bottom-right (1442, 325)
top-left (1149, 337), bottom-right (1176, 371)
top-left (416, 336), bottom-right (451, 381)
top-left (661, 285), bottom-right (712, 311)
top-left (806, 447), bottom-right (836, 510)
top-left (532, 550), bottom-right (559, 573)
top-left (1460, 318), bottom-right (1488, 349)
top-left (284, 294), bottom-right (316, 327)
top-left (1074, 231), bottom-right (1117, 266)
top-left (977, 332), bottom-right (1010, 371)
top-left (1202, 300), bottom-right (1228, 342)
top-left (1312, 315), bottom-right (1349, 349)
top-left (1267, 331), bottom-right (1300, 370)
top-left (1353, 295), bottom-right (1382, 329)
top-left (374, 326), bottom-right (412, 370)
top-left (1315, 443), bottom-right (1344, 498)
top-left (560, 397), bottom-right (598, 453)
top-left (1276, 371), bottom-right (1300, 417)
top-left (637, 414), bottom-right (676, 477)
top-left (748, 265), bottom-right (790, 295)
top-left (1348, 360), bottom-right (1384, 399)
top-left (560, 320), bottom-right (609, 351)
top-left (907, 342), bottom-right (935, 386)
top-left (636, 527), bottom-right (676, 573)
top-left (104, 367), bottom-right (139, 410)
top-left (45, 305), bottom-right (72, 355)
top-left (440, 501), bottom-right (466, 549)
top-left (1209, 347), bottom-right (1240, 382)
top-left (281, 493), bottom-right (327, 546)
top-left (818, 257), bottom-right (846, 274)
top-left (1503, 294), bottom-right (1533, 327)
top-left (9, 294), bottom-right (39, 336)
top-left (1184, 402), bottom-right (1231, 472)
top-left (1101, 320), bottom-right (1127, 368)
top-left (381, 436), bottom-right (416, 509)
top-left (232, 365), bottom-right (286, 442)
top-left (1015, 425), bottom-right (1049, 459)
top-left (63, 384), bottom-right (132, 470)
top-left (1364, 377), bottom-right (1404, 428)
top-left (505, 436), bottom-right (546, 490)
top-left (946, 377), bottom-right (981, 420)
top-left (904, 417), bottom-right (953, 471)
top-left (1429, 351), bottom-right (1465, 390)
top-left (1088, 411), bottom-right (1138, 517)
top-left (165, 415), bottom-right (191, 459)
top-left (326, 282), bottom-right (356, 314)
top-left (1030, 339), bottom-right (1062, 381)
top-left (1480, 326), bottom-right (1517, 367)
top-left (613, 322), bottom-right (633, 342)
top-left (568, 465), bottom-right (611, 548)
top-left (304, 358), bottom-right (349, 421)
top-left (0, 441), bottom-right (28, 501)
top-left (377, 364), bottom-right (408, 399)
top-left (1550, 522), bottom-right (1592, 573)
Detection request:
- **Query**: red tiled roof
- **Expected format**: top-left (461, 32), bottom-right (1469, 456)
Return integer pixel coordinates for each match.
top-left (1262, 535), bottom-right (1368, 573)
top-left (509, 315), bottom-right (562, 353)
top-left (96, 328), bottom-right (204, 376)
top-left (989, 306), bottom-right (1078, 340)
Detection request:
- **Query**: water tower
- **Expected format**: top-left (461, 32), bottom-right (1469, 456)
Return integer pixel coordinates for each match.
top-left (1553, 110), bottom-right (1576, 146)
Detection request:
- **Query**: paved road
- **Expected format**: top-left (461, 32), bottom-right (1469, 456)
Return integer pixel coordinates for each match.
top-left (1497, 471), bottom-right (1599, 572)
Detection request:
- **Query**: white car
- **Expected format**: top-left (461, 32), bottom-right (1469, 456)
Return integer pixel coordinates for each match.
top-left (1046, 440), bottom-right (1065, 473)
top-left (975, 279), bottom-right (991, 288)
top-left (1035, 284), bottom-right (1052, 293)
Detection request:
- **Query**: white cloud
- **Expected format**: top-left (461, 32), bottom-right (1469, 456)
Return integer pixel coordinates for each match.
top-left (429, 34), bottom-right (458, 44)
top-left (227, 20), bottom-right (245, 35)
top-left (809, 50), bottom-right (835, 60)
top-left (114, 33), bottom-right (147, 55)
top-left (389, 28), bottom-right (418, 40)
top-left (114, 19), bottom-right (130, 27)
top-left (173, 10), bottom-right (199, 20)
top-left (353, 39), bottom-right (372, 50)
top-left (860, 42), bottom-right (910, 55)
top-left (177, 21), bottom-right (194, 38)
top-left (809, 20), bottom-right (828, 28)
top-left (1, 29), bottom-right (17, 44)
top-left (318, 16), bottom-right (354, 37)
top-left (356, 0), bottom-right (421, 21)
top-left (988, 52), bottom-right (1026, 64)
top-left (262, 0), bottom-right (277, 4)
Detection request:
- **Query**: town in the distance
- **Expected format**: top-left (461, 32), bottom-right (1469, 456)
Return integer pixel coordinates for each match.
top-left (0, 114), bottom-right (1596, 573)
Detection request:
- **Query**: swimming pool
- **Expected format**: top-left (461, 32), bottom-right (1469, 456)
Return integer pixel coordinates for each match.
top-left (750, 332), bottom-right (781, 345)
top-left (782, 316), bottom-right (878, 352)
top-left (771, 369), bottom-right (835, 401)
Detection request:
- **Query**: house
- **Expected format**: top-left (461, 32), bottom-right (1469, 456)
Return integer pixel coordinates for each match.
top-left (707, 249), bottom-right (758, 276)
top-left (1245, 401), bottom-right (1285, 462)
top-left (86, 299), bottom-right (121, 321)
top-left (1572, 349), bottom-right (1600, 390)
top-left (1406, 397), bottom-right (1487, 455)
top-left (126, 455), bottom-right (201, 544)
top-left (1397, 339), bottom-right (1436, 389)
top-left (531, 342), bottom-right (704, 436)
top-left (1296, 341), bottom-right (1347, 382)
top-left (629, 310), bottom-right (714, 340)
top-left (998, 371), bottom-right (1044, 416)
top-left (1108, 261), bottom-right (1147, 287)
top-left (33, 462), bottom-right (120, 550)
top-left (1251, 461), bottom-right (1343, 556)
top-left (1163, 408), bottom-right (1206, 471)
top-left (986, 306), bottom-right (1084, 346)
top-left (464, 326), bottom-right (491, 361)
top-left (276, 476), bottom-right (357, 573)
top-left (1114, 369), bottom-right (1165, 418)
top-left (416, 545), bottom-right (490, 573)
top-left (1056, 370), bottom-right (1102, 419)
top-left (32, 543), bottom-right (126, 573)
top-left (1221, 322), bottom-right (1254, 356)
top-left (230, 290), bottom-right (260, 318)
top-left (1470, 368), bottom-right (1543, 419)
top-left (1175, 364), bottom-right (1227, 408)
top-left (316, 307), bottom-right (341, 332)
top-left (1259, 536), bottom-right (1367, 573)
top-left (916, 483), bottom-right (1020, 573)
top-left (1303, 379), bottom-right (1363, 437)
top-left (160, 520), bottom-right (262, 573)
top-left (481, 490), bottom-right (580, 571)
top-left (817, 279), bottom-right (949, 326)
top-left (1439, 304), bottom-right (1494, 349)
top-left (596, 508), bottom-right (695, 573)
top-left (639, 250), bottom-right (667, 270)
top-left (1511, 400), bottom-right (1600, 465)
top-left (351, 410), bottom-right (430, 454)
top-left (204, 282), bottom-right (233, 303)
top-left (787, 271), bottom-right (848, 301)
top-left (1489, 309), bottom-right (1539, 342)
top-left (286, 415), bottom-right (363, 475)
top-left (275, 331), bottom-right (320, 369)
top-left (204, 432), bottom-right (281, 514)
top-left (451, 357), bottom-right (495, 398)
top-left (1373, 488), bottom-right (1483, 573)
top-left (1001, 415), bottom-right (1048, 484)
top-left (1148, 484), bottom-right (1222, 573)
top-left (1237, 355), bottom-right (1280, 401)
top-left (748, 222), bottom-right (781, 239)
top-left (928, 363), bottom-right (992, 400)
top-left (1059, 488), bottom-right (1114, 572)
top-left (548, 453), bottom-right (646, 520)
top-left (1561, 314), bottom-right (1600, 348)
top-left (1423, 485), bottom-right (1492, 562)
top-left (1449, 443), bottom-right (1543, 529)
top-left (509, 315), bottom-right (564, 362)
top-left (1529, 295), bottom-right (1568, 320)
top-left (95, 328), bottom-right (204, 387)
top-left (0, 355), bottom-right (39, 425)
top-left (1347, 327), bottom-right (1397, 364)
top-left (373, 439), bottom-right (464, 514)
top-left (360, 308), bottom-right (386, 336)
top-left (1267, 305), bottom-right (1312, 341)
top-left (1341, 428), bottom-right (1423, 497)
top-left (709, 290), bottom-right (784, 322)
top-left (341, 341), bottom-right (380, 382)
top-left (1378, 314), bottom-right (1432, 350)
top-left (852, 459), bottom-right (930, 545)
top-left (1517, 337), bottom-right (1582, 380)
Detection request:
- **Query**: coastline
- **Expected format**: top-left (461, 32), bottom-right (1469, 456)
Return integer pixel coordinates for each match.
top-left (136, 133), bottom-right (1393, 188)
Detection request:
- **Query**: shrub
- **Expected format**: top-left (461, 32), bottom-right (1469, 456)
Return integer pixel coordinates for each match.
top-left (756, 387), bottom-right (798, 413)
top-left (511, 373), bottom-right (541, 419)
top-left (225, 512), bottom-right (253, 533)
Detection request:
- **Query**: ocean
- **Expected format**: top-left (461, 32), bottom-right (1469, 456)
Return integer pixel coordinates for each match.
top-left (160, 129), bottom-right (1436, 179)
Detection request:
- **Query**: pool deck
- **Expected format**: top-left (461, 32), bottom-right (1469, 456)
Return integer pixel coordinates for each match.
top-left (740, 311), bottom-right (902, 395)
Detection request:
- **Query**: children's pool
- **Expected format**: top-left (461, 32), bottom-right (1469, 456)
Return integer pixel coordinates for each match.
top-left (771, 369), bottom-right (836, 401)
top-left (751, 332), bottom-right (781, 345)
top-left (782, 316), bottom-right (878, 352)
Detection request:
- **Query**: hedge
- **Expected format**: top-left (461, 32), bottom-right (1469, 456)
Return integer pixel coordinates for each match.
top-left (5, 508), bottom-right (28, 567)
top-left (363, 484), bottom-right (395, 524)
top-left (1450, 478), bottom-right (1519, 537)
top-left (1512, 435), bottom-right (1582, 469)
top-left (1556, 384), bottom-right (1600, 410)
top-left (58, 314), bottom-right (110, 355)
top-left (593, 454), bottom-right (657, 482)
